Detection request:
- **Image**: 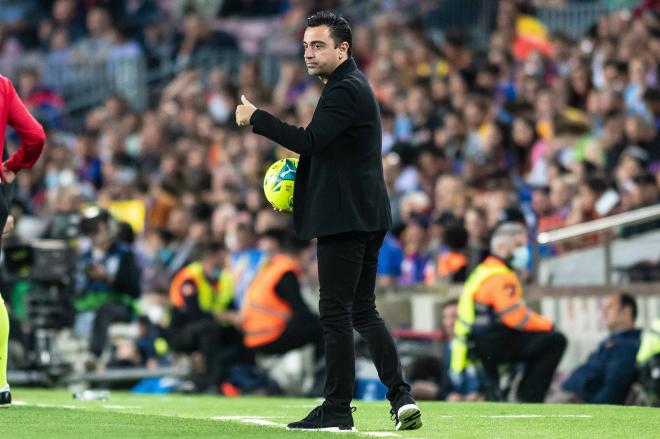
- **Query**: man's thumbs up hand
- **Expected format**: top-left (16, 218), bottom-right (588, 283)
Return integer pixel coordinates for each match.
top-left (236, 94), bottom-right (257, 127)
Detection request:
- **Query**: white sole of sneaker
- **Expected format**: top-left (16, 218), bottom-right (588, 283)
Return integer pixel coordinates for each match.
top-left (395, 404), bottom-right (422, 431)
top-left (286, 427), bottom-right (357, 432)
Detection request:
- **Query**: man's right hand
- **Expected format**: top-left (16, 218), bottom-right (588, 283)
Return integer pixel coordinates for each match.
top-left (235, 95), bottom-right (257, 127)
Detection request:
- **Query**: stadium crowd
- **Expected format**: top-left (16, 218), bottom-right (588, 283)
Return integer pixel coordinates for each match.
top-left (0, 0), bottom-right (659, 400)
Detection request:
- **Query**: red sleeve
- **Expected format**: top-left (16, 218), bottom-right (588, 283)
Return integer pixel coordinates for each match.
top-left (3, 78), bottom-right (46, 175)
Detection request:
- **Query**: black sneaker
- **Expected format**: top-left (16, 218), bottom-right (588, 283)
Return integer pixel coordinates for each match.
top-left (287, 404), bottom-right (356, 431)
top-left (390, 393), bottom-right (422, 431)
top-left (0, 389), bottom-right (10, 408)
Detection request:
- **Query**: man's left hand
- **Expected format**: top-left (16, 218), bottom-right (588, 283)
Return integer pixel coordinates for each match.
top-left (235, 95), bottom-right (257, 127)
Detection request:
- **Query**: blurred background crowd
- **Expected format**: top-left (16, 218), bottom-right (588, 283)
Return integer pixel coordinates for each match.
top-left (0, 0), bottom-right (659, 400)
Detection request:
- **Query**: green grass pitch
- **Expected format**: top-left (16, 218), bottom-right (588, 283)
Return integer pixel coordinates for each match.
top-left (4, 388), bottom-right (659, 438)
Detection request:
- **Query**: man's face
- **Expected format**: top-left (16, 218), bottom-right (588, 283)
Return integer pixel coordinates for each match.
top-left (603, 295), bottom-right (624, 332)
top-left (303, 25), bottom-right (346, 78)
top-left (531, 190), bottom-right (551, 215)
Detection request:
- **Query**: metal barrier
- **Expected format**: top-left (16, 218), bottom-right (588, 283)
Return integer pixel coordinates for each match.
top-left (536, 203), bottom-right (660, 285)
top-left (537, 0), bottom-right (641, 40)
top-left (43, 52), bottom-right (148, 114)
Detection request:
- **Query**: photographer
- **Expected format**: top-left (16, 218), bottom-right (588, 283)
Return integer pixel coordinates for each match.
top-left (74, 208), bottom-right (141, 360)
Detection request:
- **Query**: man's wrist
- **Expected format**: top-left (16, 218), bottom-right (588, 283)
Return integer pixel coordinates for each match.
top-left (249, 109), bottom-right (259, 125)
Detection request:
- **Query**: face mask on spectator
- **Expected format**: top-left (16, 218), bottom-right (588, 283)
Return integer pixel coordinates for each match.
top-left (511, 245), bottom-right (530, 271)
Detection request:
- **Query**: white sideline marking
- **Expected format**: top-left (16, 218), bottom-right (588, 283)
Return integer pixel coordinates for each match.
top-left (214, 416), bottom-right (279, 420)
top-left (213, 415), bottom-right (402, 437)
top-left (103, 405), bottom-right (142, 410)
top-left (431, 414), bottom-right (591, 420)
top-left (481, 415), bottom-right (592, 419)
top-left (213, 416), bottom-right (286, 428)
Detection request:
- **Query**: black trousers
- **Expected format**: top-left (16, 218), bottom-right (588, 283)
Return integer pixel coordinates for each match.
top-left (90, 302), bottom-right (132, 358)
top-left (172, 319), bottom-right (252, 391)
top-left (317, 230), bottom-right (409, 410)
top-left (255, 313), bottom-right (324, 359)
top-left (472, 326), bottom-right (567, 402)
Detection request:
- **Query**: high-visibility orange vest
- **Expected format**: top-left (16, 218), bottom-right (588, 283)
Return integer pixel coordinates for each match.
top-left (242, 254), bottom-right (300, 348)
top-left (437, 251), bottom-right (468, 278)
top-left (452, 256), bottom-right (553, 374)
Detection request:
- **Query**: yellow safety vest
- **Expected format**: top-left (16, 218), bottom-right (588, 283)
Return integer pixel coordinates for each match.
top-left (169, 262), bottom-right (234, 314)
top-left (637, 318), bottom-right (660, 364)
top-left (450, 261), bottom-right (511, 374)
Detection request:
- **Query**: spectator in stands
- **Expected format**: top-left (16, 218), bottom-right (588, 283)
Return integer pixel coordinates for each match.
top-left (410, 299), bottom-right (483, 401)
top-left (399, 216), bottom-right (432, 286)
top-left (436, 223), bottom-right (469, 284)
top-left (630, 173), bottom-right (660, 208)
top-left (227, 219), bottom-right (264, 309)
top-left (452, 223), bottom-right (566, 402)
top-left (74, 131), bottom-right (103, 190)
top-left (168, 241), bottom-right (248, 392)
top-left (551, 293), bottom-right (641, 405)
top-left (121, 0), bottom-right (160, 43)
top-left (16, 66), bottom-right (64, 129)
top-left (566, 176), bottom-right (608, 226)
top-left (538, 177), bottom-right (573, 233)
top-left (463, 206), bottom-right (490, 272)
top-left (41, 0), bottom-right (86, 47)
top-left (76, 5), bottom-right (114, 56)
top-left (74, 208), bottom-right (141, 360)
top-left (241, 229), bottom-right (323, 359)
top-left (173, 11), bottom-right (238, 68)
top-left (377, 230), bottom-right (404, 288)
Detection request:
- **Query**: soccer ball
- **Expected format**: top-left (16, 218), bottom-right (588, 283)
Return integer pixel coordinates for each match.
top-left (263, 158), bottom-right (298, 212)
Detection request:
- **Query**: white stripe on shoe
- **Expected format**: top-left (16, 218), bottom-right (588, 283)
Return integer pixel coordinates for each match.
top-left (395, 404), bottom-right (422, 431)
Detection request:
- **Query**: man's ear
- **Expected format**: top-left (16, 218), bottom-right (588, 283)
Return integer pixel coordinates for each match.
top-left (339, 41), bottom-right (350, 57)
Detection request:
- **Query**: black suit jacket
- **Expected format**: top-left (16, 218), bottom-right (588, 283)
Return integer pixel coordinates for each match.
top-left (250, 58), bottom-right (392, 240)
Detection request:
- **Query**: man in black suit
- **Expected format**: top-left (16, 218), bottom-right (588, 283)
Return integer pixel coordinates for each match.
top-left (236, 10), bottom-right (421, 432)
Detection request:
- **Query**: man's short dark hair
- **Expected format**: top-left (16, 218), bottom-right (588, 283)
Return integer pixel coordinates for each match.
top-left (619, 292), bottom-right (637, 322)
top-left (306, 11), bottom-right (352, 57)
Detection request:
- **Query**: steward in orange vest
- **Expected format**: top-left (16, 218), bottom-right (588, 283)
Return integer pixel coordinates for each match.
top-left (168, 242), bottom-right (251, 392)
top-left (241, 229), bottom-right (323, 357)
top-left (452, 222), bottom-right (566, 402)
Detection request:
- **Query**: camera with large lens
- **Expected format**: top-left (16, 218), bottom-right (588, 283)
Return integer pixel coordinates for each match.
top-left (3, 222), bottom-right (78, 378)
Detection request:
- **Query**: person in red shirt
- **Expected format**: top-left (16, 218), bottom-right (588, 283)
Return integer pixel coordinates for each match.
top-left (0, 74), bottom-right (46, 408)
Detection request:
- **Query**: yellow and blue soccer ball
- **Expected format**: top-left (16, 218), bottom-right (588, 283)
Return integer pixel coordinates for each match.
top-left (263, 158), bottom-right (298, 212)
